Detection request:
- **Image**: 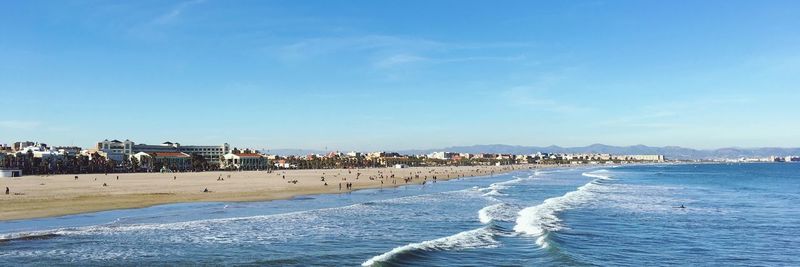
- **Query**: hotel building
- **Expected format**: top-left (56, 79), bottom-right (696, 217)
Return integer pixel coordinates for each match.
top-left (97, 139), bottom-right (230, 167)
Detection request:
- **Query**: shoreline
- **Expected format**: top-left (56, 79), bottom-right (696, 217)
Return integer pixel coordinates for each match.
top-left (0, 164), bottom-right (547, 221)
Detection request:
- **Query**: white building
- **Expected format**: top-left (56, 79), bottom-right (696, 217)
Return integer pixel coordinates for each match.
top-left (18, 145), bottom-right (63, 159)
top-left (178, 143), bottom-right (231, 166)
top-left (223, 153), bottom-right (269, 170)
top-left (428, 151), bottom-right (458, 160)
top-left (1, 168), bottom-right (22, 177)
top-left (626, 155), bottom-right (665, 162)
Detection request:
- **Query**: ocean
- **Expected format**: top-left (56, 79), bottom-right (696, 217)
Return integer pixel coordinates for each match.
top-left (1, 163), bottom-right (799, 266)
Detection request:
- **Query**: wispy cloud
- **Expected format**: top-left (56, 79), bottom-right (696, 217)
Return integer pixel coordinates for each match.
top-left (277, 35), bottom-right (443, 61)
top-left (0, 120), bottom-right (41, 130)
top-left (373, 54), bottom-right (429, 68)
top-left (502, 85), bottom-right (585, 114)
top-left (596, 96), bottom-right (752, 129)
top-left (151, 0), bottom-right (206, 25)
top-left (275, 34), bottom-right (533, 69)
top-left (374, 53), bottom-right (527, 68)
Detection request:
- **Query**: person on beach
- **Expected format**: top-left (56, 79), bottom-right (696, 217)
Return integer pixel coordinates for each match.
top-left (203, 188), bottom-right (209, 193)
top-left (339, 183), bottom-right (342, 190)
top-left (75, 176), bottom-right (78, 180)
top-left (116, 176), bottom-right (119, 180)
top-left (5, 187), bottom-right (8, 195)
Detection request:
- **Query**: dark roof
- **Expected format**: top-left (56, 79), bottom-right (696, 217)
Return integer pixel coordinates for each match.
top-left (234, 153), bottom-right (262, 157)
top-left (151, 152), bottom-right (190, 158)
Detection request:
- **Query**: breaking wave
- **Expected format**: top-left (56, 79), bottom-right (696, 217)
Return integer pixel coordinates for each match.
top-left (477, 174), bottom-right (534, 198)
top-left (362, 227), bottom-right (499, 266)
top-left (581, 169), bottom-right (613, 180)
top-left (513, 170), bottom-right (612, 249)
top-left (478, 203), bottom-right (518, 224)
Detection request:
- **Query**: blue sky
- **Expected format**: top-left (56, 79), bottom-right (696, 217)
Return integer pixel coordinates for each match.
top-left (1, 0), bottom-right (799, 151)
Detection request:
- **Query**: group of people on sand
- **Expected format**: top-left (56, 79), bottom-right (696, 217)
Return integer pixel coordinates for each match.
top-left (339, 182), bottom-right (353, 190)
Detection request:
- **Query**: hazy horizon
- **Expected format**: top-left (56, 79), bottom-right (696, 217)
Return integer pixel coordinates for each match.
top-left (3, 1), bottom-right (799, 150)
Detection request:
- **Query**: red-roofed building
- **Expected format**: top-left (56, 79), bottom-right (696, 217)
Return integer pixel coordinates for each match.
top-left (223, 153), bottom-right (269, 170)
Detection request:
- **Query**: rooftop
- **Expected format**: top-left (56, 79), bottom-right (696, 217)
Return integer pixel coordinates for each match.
top-left (234, 153), bottom-right (262, 157)
top-left (151, 152), bottom-right (190, 158)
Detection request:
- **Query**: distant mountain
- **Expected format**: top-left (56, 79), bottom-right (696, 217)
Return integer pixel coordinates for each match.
top-left (261, 144), bottom-right (800, 160)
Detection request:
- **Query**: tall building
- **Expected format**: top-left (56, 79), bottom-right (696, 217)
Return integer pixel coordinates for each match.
top-left (175, 143), bottom-right (231, 166)
top-left (96, 139), bottom-right (135, 161)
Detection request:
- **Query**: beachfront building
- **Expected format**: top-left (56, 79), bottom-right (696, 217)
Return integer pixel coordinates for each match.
top-left (97, 139), bottom-right (230, 167)
top-left (130, 151), bottom-right (192, 172)
top-left (378, 156), bottom-right (419, 167)
top-left (174, 143), bottom-right (230, 167)
top-left (0, 144), bottom-right (12, 153)
top-left (12, 141), bottom-right (36, 152)
top-left (624, 155), bottom-right (665, 162)
top-left (366, 151), bottom-right (402, 159)
top-left (428, 152), bottom-right (459, 160)
top-left (1, 168), bottom-right (22, 177)
top-left (54, 146), bottom-right (82, 156)
top-left (96, 139), bottom-right (134, 162)
top-left (222, 153), bottom-right (269, 170)
top-left (18, 145), bottom-right (63, 159)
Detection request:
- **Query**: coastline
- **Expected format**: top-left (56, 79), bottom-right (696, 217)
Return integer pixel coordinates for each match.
top-left (0, 164), bottom-right (544, 221)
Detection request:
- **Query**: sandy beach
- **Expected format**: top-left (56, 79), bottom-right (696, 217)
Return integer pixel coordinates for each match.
top-left (0, 164), bottom-right (541, 221)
